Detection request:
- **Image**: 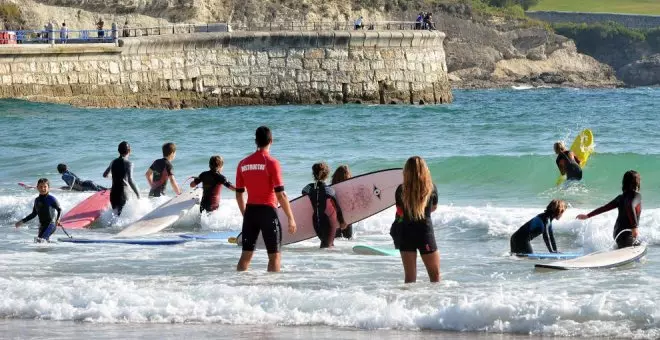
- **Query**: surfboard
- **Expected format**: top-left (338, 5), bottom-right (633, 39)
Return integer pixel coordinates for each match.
top-left (556, 128), bottom-right (594, 185)
top-left (353, 245), bottom-right (399, 256)
top-left (535, 245), bottom-right (647, 271)
top-left (235, 168), bottom-right (402, 249)
top-left (58, 237), bottom-right (189, 245)
top-left (117, 188), bottom-right (201, 237)
top-left (60, 190), bottom-right (111, 229)
top-left (179, 231), bottom-right (238, 241)
top-left (515, 252), bottom-right (582, 260)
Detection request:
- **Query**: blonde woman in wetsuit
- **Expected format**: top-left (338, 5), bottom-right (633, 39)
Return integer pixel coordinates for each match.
top-left (391, 156), bottom-right (440, 283)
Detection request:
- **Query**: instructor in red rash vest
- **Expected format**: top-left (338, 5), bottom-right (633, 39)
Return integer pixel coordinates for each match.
top-left (235, 126), bottom-right (297, 272)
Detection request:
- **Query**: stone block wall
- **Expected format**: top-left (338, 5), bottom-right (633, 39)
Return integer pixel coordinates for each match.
top-left (0, 31), bottom-right (452, 108)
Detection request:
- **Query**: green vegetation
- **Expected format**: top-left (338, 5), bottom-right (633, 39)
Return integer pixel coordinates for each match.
top-left (0, 2), bottom-right (24, 30)
top-left (530, 0), bottom-right (660, 15)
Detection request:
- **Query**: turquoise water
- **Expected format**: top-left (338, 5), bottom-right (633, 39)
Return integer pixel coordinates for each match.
top-left (1, 88), bottom-right (660, 338)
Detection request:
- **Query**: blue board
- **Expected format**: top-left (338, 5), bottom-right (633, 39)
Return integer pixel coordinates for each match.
top-left (179, 231), bottom-right (238, 241)
top-left (58, 238), bottom-right (190, 245)
top-left (353, 245), bottom-right (399, 256)
top-left (515, 252), bottom-right (582, 260)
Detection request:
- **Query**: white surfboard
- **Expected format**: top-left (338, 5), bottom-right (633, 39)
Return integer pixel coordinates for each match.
top-left (535, 245), bottom-right (647, 271)
top-left (237, 168), bottom-right (402, 248)
top-left (117, 188), bottom-right (200, 237)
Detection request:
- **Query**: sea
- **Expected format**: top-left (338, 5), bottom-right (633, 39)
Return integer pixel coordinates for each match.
top-left (1, 87), bottom-right (660, 339)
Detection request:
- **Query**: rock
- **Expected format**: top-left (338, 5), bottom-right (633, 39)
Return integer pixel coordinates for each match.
top-left (618, 54), bottom-right (660, 86)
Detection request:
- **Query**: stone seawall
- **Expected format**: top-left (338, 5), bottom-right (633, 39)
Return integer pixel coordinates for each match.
top-left (0, 31), bottom-right (452, 108)
top-left (527, 11), bottom-right (660, 29)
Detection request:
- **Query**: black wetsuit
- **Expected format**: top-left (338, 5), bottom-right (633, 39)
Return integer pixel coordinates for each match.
top-left (335, 224), bottom-right (353, 239)
top-left (148, 158), bottom-right (173, 197)
top-left (21, 193), bottom-right (61, 240)
top-left (302, 181), bottom-right (345, 248)
top-left (192, 170), bottom-right (233, 212)
top-left (510, 212), bottom-right (557, 254)
top-left (587, 191), bottom-right (642, 249)
top-left (103, 156), bottom-right (140, 216)
top-left (390, 184), bottom-right (438, 254)
top-left (556, 151), bottom-right (582, 181)
top-left (61, 170), bottom-right (106, 191)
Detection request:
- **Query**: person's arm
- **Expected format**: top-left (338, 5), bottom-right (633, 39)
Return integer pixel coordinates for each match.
top-left (222, 180), bottom-right (237, 192)
top-left (542, 222), bottom-right (557, 253)
top-left (169, 175), bottom-right (182, 195)
top-left (235, 165), bottom-right (245, 215)
top-left (276, 191), bottom-right (296, 234)
top-left (556, 158), bottom-right (567, 176)
top-left (627, 193), bottom-right (642, 238)
top-left (571, 151), bottom-right (581, 165)
top-left (53, 197), bottom-right (62, 226)
top-left (190, 176), bottom-right (200, 188)
top-left (15, 199), bottom-right (37, 227)
top-left (145, 168), bottom-right (154, 188)
top-left (577, 198), bottom-right (618, 220)
top-left (102, 160), bottom-right (112, 178)
top-left (430, 185), bottom-right (439, 213)
top-left (127, 162), bottom-right (140, 199)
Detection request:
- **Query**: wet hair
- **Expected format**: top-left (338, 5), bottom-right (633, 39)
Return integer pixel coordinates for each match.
top-left (331, 165), bottom-right (352, 185)
top-left (209, 155), bottom-right (224, 170)
top-left (118, 141), bottom-right (130, 156)
top-left (622, 170), bottom-right (641, 192)
top-left (37, 178), bottom-right (50, 186)
top-left (312, 162), bottom-right (330, 182)
top-left (402, 156), bottom-right (434, 221)
top-left (57, 163), bottom-right (67, 174)
top-left (545, 199), bottom-right (567, 219)
top-left (255, 126), bottom-right (272, 148)
top-left (162, 142), bottom-right (176, 157)
top-left (553, 142), bottom-right (567, 154)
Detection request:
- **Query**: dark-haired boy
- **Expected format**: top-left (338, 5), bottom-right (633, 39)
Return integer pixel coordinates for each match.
top-left (57, 163), bottom-right (107, 191)
top-left (146, 142), bottom-right (181, 197)
top-left (15, 178), bottom-right (62, 242)
top-left (235, 126), bottom-right (297, 273)
top-left (190, 155), bottom-right (237, 213)
top-left (103, 141), bottom-right (140, 216)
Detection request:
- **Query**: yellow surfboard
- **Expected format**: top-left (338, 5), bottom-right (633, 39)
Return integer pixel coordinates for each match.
top-left (556, 129), bottom-right (594, 185)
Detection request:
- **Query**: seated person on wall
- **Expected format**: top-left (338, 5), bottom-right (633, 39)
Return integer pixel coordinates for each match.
top-left (354, 16), bottom-right (364, 30)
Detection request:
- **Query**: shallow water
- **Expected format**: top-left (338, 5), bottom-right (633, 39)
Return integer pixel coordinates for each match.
top-left (1, 88), bottom-right (659, 338)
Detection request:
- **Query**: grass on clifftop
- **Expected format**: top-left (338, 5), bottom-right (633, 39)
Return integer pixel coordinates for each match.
top-left (530, 0), bottom-right (660, 15)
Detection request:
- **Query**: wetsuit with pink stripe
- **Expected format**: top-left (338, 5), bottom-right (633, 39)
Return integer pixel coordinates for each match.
top-left (586, 191), bottom-right (642, 248)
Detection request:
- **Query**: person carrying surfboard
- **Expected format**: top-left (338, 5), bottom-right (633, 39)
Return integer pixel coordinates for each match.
top-left (103, 141), bottom-right (140, 216)
top-left (302, 162), bottom-right (347, 248)
top-left (190, 155), bottom-right (237, 213)
top-left (57, 163), bottom-right (107, 191)
top-left (332, 165), bottom-right (353, 239)
top-left (510, 199), bottom-right (567, 255)
top-left (577, 170), bottom-right (642, 249)
top-left (554, 142), bottom-right (582, 181)
top-left (146, 142), bottom-right (182, 197)
top-left (14, 178), bottom-right (62, 242)
top-left (235, 126), bottom-right (297, 272)
top-left (390, 156), bottom-right (440, 283)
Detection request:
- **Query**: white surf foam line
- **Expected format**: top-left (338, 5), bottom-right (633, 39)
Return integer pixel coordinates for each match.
top-left (98, 196), bottom-right (171, 231)
top-left (0, 277), bottom-right (659, 338)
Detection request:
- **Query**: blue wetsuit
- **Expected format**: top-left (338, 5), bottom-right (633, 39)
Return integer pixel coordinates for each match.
top-left (21, 193), bottom-right (62, 240)
top-left (62, 170), bottom-right (106, 191)
top-left (510, 212), bottom-right (557, 254)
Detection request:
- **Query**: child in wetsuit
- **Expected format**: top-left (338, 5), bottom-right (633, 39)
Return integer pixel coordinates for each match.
top-left (57, 163), bottom-right (107, 191)
top-left (146, 142), bottom-right (182, 197)
top-left (15, 178), bottom-right (62, 242)
top-left (190, 155), bottom-right (236, 213)
top-left (332, 164), bottom-right (353, 239)
top-left (302, 162), bottom-right (346, 248)
top-left (103, 141), bottom-right (140, 216)
top-left (577, 170), bottom-right (642, 249)
top-left (510, 199), bottom-right (567, 254)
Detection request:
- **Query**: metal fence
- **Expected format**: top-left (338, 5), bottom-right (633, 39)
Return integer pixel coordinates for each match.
top-left (0, 21), bottom-right (432, 45)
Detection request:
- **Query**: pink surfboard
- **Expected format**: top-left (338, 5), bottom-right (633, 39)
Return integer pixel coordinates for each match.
top-left (60, 190), bottom-right (111, 229)
top-left (237, 168), bottom-right (402, 248)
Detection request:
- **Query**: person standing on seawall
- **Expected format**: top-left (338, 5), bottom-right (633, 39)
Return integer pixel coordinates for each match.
top-left (554, 141), bottom-right (582, 181)
top-left (577, 170), bottom-right (642, 249)
top-left (235, 126), bottom-right (297, 272)
top-left (390, 156), bottom-right (440, 283)
top-left (103, 141), bottom-right (140, 216)
top-left (332, 164), bottom-right (353, 239)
